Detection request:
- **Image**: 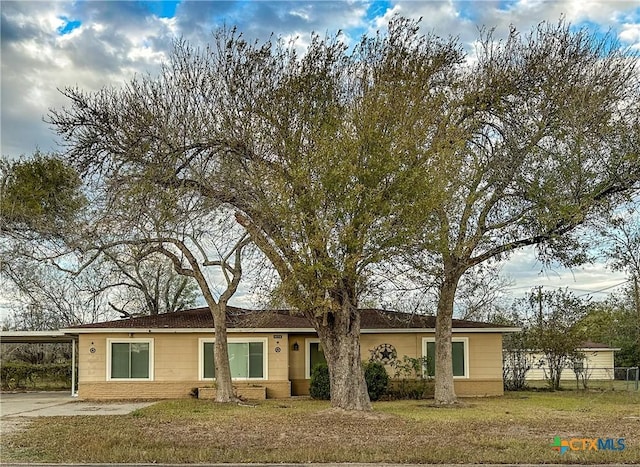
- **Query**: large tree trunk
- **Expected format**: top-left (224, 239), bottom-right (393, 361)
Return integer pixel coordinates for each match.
top-left (311, 302), bottom-right (371, 411)
top-left (633, 274), bottom-right (640, 366)
top-left (200, 286), bottom-right (237, 402)
top-left (434, 269), bottom-right (462, 405)
top-left (212, 302), bottom-right (237, 402)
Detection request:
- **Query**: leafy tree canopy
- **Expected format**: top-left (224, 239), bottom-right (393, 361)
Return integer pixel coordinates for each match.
top-left (578, 290), bottom-right (640, 367)
top-left (47, 17), bottom-right (640, 408)
top-left (0, 152), bottom-right (86, 236)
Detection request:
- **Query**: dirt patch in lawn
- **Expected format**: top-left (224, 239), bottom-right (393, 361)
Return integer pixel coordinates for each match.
top-left (0, 418), bottom-right (32, 436)
top-left (313, 406), bottom-right (397, 420)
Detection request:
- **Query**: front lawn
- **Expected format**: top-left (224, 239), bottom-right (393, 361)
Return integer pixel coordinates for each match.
top-left (2, 390), bottom-right (638, 464)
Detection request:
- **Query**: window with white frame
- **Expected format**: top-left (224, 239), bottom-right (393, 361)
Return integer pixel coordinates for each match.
top-left (305, 338), bottom-right (327, 379)
top-left (107, 339), bottom-right (153, 380)
top-left (422, 337), bottom-right (469, 378)
top-left (199, 338), bottom-right (267, 380)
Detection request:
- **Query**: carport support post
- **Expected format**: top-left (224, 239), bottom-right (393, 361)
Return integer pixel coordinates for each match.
top-left (71, 338), bottom-right (77, 397)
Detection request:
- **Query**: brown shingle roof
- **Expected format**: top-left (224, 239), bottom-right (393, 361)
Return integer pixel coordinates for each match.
top-left (67, 306), bottom-right (499, 331)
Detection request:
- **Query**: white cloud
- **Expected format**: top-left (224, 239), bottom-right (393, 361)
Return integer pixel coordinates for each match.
top-left (619, 22), bottom-right (640, 49)
top-left (395, 1), bottom-right (640, 53)
top-left (1, 0), bottom-right (178, 156)
top-left (127, 45), bottom-right (167, 64)
top-left (1, 1), bottom-right (379, 157)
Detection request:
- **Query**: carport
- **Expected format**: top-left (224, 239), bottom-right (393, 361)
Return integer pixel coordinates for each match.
top-left (0, 330), bottom-right (79, 396)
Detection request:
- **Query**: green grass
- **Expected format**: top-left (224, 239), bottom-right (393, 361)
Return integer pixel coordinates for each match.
top-left (2, 390), bottom-right (639, 464)
top-left (526, 378), bottom-right (638, 391)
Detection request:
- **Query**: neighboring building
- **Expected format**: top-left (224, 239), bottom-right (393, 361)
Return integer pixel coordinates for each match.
top-left (526, 341), bottom-right (618, 382)
top-left (62, 307), bottom-right (519, 400)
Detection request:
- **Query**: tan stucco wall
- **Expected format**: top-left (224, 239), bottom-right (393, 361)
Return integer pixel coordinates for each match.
top-left (289, 332), bottom-right (504, 396)
top-left (362, 332), bottom-right (503, 381)
top-left (464, 333), bottom-right (504, 380)
top-left (360, 334), bottom-right (420, 373)
top-left (288, 334), bottom-right (308, 382)
top-left (78, 330), bottom-right (505, 399)
top-left (78, 332), bottom-right (290, 399)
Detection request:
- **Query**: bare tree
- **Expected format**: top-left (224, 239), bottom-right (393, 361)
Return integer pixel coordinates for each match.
top-left (50, 19), bottom-right (456, 410)
top-left (497, 308), bottom-right (534, 391)
top-left (2, 260), bottom-right (115, 329)
top-left (100, 248), bottom-right (198, 317)
top-left (455, 265), bottom-right (513, 322)
top-left (67, 175), bottom-right (255, 403)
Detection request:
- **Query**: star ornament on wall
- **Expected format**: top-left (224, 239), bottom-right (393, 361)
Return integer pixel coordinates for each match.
top-left (371, 343), bottom-right (397, 364)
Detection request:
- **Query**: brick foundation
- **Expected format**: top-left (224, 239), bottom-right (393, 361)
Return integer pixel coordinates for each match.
top-left (78, 380), bottom-right (292, 400)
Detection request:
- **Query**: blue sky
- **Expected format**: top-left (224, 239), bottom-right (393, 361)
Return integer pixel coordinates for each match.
top-left (1, 0), bottom-right (638, 311)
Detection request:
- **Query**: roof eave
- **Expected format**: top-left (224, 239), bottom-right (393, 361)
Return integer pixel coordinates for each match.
top-left (62, 326), bottom-right (521, 334)
top-left (0, 330), bottom-right (77, 343)
top-left (577, 347), bottom-right (621, 352)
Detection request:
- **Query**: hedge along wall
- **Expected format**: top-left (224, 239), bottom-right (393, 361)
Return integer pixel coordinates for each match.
top-left (1, 362), bottom-right (72, 390)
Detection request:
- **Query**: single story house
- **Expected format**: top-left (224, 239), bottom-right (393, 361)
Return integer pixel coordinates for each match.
top-left (526, 341), bottom-right (619, 381)
top-left (62, 307), bottom-right (519, 400)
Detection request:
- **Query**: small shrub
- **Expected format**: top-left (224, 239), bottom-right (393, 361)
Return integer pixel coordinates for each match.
top-left (364, 361), bottom-right (389, 401)
top-left (387, 379), bottom-right (435, 399)
top-left (310, 361), bottom-right (390, 401)
top-left (387, 356), bottom-right (432, 400)
top-left (309, 363), bottom-right (331, 400)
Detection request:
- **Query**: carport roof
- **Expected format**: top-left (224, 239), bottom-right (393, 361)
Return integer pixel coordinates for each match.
top-left (0, 330), bottom-right (76, 343)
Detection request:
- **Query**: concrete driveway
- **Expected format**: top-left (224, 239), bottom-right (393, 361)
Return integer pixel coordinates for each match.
top-left (1, 391), bottom-right (155, 418)
top-left (0, 392), bottom-right (156, 436)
